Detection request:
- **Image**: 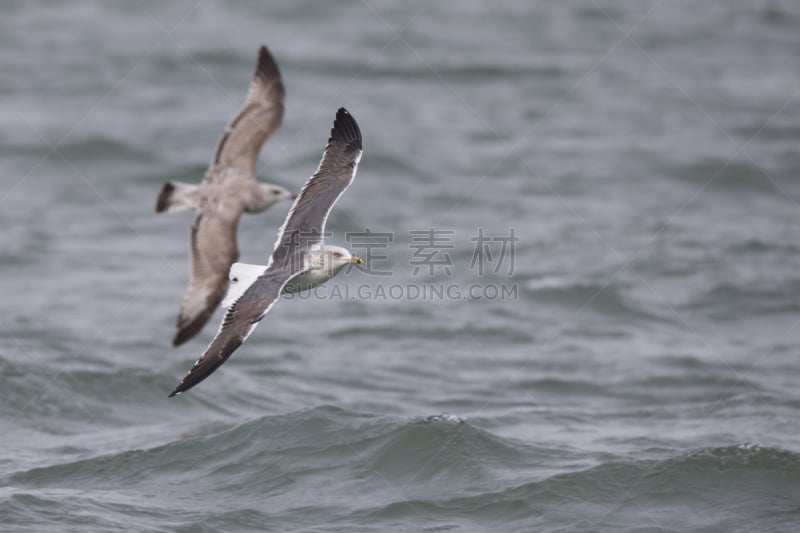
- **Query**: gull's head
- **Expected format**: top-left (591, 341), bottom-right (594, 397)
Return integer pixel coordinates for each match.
top-left (319, 245), bottom-right (363, 276)
top-left (251, 183), bottom-right (296, 211)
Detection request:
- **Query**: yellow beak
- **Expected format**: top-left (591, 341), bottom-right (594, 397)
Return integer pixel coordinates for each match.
top-left (349, 256), bottom-right (364, 265)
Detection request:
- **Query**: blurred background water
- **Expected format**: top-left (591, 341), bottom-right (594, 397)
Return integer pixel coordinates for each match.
top-left (2, 1), bottom-right (800, 531)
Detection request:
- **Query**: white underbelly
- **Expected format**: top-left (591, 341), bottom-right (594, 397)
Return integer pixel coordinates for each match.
top-left (222, 262), bottom-right (331, 308)
top-left (222, 262), bottom-right (266, 308)
top-left (281, 269), bottom-right (330, 294)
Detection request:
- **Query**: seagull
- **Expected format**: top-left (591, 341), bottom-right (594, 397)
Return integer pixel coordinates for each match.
top-left (169, 107), bottom-right (364, 397)
top-left (155, 45), bottom-right (295, 347)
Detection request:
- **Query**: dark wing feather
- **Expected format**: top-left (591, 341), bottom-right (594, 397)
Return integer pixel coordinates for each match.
top-left (270, 108), bottom-right (362, 268)
top-left (210, 45), bottom-right (285, 176)
top-left (169, 265), bottom-right (294, 396)
top-left (172, 212), bottom-right (240, 346)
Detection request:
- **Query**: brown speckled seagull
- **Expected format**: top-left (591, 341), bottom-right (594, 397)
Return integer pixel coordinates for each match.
top-left (169, 108), bottom-right (364, 397)
top-left (155, 45), bottom-right (295, 346)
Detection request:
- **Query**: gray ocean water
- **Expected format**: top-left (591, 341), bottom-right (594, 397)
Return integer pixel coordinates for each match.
top-left (2, 1), bottom-right (800, 531)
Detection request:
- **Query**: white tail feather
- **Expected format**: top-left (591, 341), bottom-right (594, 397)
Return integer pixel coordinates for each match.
top-left (222, 262), bottom-right (267, 308)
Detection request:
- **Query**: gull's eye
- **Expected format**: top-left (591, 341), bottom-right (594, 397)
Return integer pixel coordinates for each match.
top-left (332, 252), bottom-right (342, 258)
top-left (271, 190), bottom-right (280, 195)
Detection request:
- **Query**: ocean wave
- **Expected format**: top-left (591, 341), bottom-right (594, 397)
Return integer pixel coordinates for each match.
top-left (328, 323), bottom-right (534, 344)
top-left (655, 444), bottom-right (800, 472)
top-left (725, 238), bottom-right (800, 255)
top-left (5, 407), bottom-right (526, 489)
top-left (289, 59), bottom-right (565, 82)
top-left (682, 280), bottom-right (800, 318)
top-left (368, 445), bottom-right (800, 531)
top-left (57, 137), bottom-right (159, 165)
top-left (659, 157), bottom-right (784, 194)
top-left (5, 403), bottom-right (799, 532)
top-left (523, 278), bottom-right (665, 322)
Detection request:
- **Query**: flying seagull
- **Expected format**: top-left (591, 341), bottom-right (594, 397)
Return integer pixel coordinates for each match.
top-left (169, 107), bottom-right (364, 397)
top-left (155, 45), bottom-right (295, 346)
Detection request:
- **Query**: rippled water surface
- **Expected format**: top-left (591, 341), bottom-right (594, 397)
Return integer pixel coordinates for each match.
top-left (2, 1), bottom-right (800, 531)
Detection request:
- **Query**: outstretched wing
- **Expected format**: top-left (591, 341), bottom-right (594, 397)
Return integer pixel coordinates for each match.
top-left (209, 45), bottom-right (285, 177)
top-left (169, 108), bottom-right (363, 397)
top-left (172, 212), bottom-right (241, 346)
top-left (169, 265), bottom-right (295, 396)
top-left (270, 107), bottom-right (362, 269)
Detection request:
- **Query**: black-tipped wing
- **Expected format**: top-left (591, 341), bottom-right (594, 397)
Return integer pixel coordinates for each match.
top-left (270, 108), bottom-right (362, 268)
top-left (210, 45), bottom-right (285, 176)
top-left (169, 108), bottom-right (363, 396)
top-left (172, 211), bottom-right (241, 346)
top-left (169, 265), bottom-right (294, 396)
